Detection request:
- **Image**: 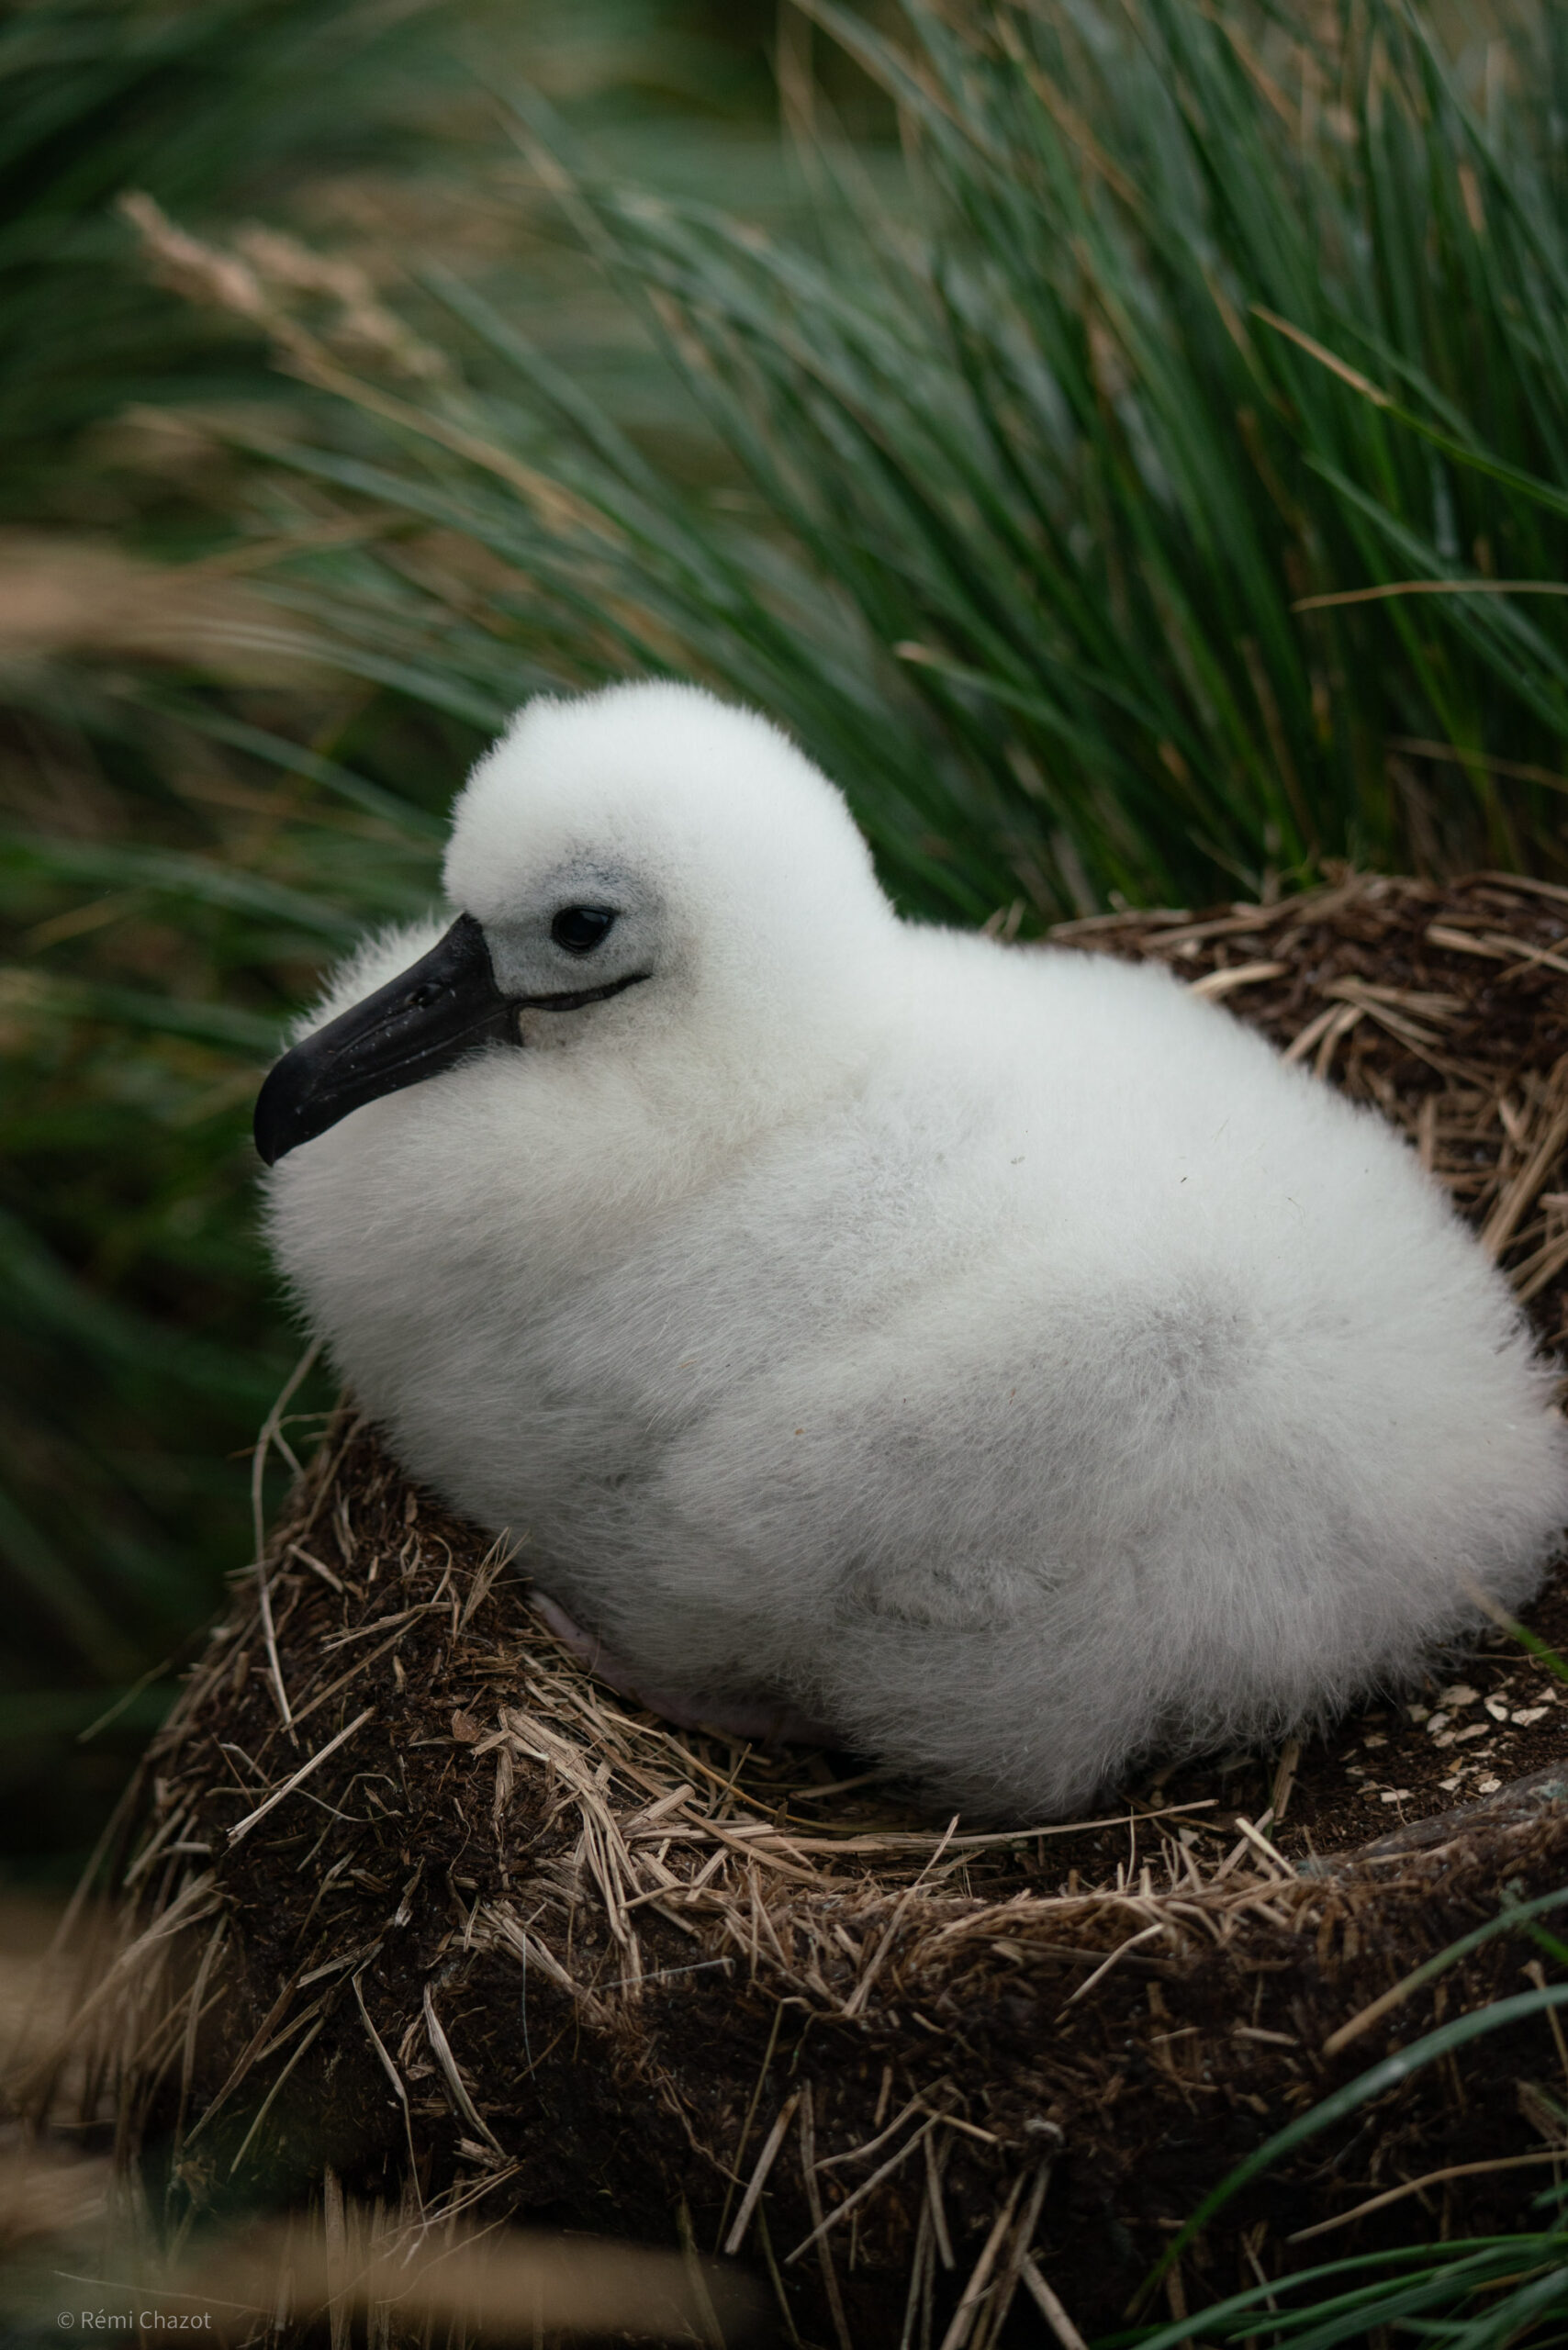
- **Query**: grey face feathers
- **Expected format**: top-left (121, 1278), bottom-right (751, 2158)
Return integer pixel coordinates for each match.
top-left (255, 886), bottom-right (654, 1165)
top-left (261, 680), bottom-right (1568, 1822)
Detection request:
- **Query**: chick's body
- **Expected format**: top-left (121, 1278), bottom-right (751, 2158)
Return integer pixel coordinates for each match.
top-left (267, 685), bottom-right (1568, 1818)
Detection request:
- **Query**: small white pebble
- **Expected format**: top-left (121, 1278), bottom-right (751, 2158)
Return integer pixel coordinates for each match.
top-left (1439, 1776), bottom-right (1462, 1793)
top-left (1406, 1704), bottom-right (1431, 1724)
top-left (1484, 1696), bottom-right (1510, 1722)
top-left (1362, 1732), bottom-right (1389, 1748)
top-left (1425, 1712), bottom-right (1450, 1736)
top-left (1474, 1774), bottom-right (1503, 1796)
top-left (1453, 1722), bottom-right (1489, 1743)
top-left (1431, 1730), bottom-right (1457, 1749)
top-left (1439, 1684), bottom-right (1480, 1707)
top-left (1378, 1789), bottom-right (1414, 1803)
top-left (1513, 1706), bottom-right (1550, 1726)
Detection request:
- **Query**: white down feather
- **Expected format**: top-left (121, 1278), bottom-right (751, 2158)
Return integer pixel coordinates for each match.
top-left (266, 680), bottom-right (1568, 1819)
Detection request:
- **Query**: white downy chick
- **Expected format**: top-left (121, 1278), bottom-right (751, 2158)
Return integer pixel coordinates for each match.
top-left (259, 680), bottom-right (1568, 1820)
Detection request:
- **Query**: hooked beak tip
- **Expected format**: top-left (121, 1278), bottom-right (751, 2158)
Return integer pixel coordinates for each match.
top-left (252, 1070), bottom-right (296, 1167)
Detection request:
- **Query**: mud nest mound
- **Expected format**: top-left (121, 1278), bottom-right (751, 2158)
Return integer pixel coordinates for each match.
top-left (54, 871), bottom-right (1568, 2348)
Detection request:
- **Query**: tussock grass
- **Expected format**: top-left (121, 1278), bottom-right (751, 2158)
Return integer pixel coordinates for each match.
top-left (0, 0), bottom-right (785, 1868)
top-left (152, 0), bottom-right (1568, 925)
top-left (0, 0), bottom-right (487, 1873)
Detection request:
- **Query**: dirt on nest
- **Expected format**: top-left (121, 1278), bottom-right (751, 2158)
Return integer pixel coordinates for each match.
top-left (35, 868), bottom-right (1568, 2350)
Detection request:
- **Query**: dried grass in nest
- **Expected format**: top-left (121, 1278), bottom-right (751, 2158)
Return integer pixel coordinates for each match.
top-left (33, 870), bottom-right (1568, 2349)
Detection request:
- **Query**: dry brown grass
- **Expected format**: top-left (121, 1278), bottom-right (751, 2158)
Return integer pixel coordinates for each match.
top-left (0, 531), bottom-right (338, 682)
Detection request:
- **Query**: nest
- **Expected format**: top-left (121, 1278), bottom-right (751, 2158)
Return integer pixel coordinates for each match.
top-left (43, 870), bottom-right (1568, 2349)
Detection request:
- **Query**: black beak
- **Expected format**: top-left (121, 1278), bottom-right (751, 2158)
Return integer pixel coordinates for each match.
top-left (254, 913), bottom-right (516, 1167)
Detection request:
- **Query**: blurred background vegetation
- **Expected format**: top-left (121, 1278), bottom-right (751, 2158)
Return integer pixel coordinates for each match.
top-left (6, 0), bottom-right (1568, 1877)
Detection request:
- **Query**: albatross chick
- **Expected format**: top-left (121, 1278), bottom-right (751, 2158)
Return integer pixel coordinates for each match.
top-left (257, 682), bottom-right (1568, 1820)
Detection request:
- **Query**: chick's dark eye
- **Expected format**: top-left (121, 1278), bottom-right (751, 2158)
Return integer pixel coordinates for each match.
top-left (551, 905), bottom-right (617, 956)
